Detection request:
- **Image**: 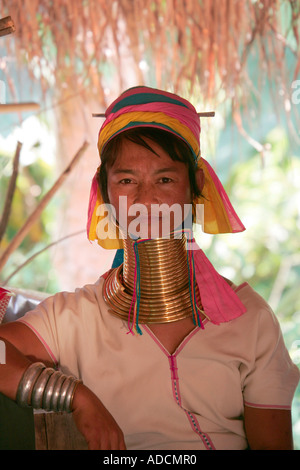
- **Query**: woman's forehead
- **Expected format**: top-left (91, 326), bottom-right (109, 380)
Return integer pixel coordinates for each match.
top-left (109, 138), bottom-right (184, 171)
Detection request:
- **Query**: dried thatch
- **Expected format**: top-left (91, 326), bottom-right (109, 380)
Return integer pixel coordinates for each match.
top-left (0, 0), bottom-right (299, 111)
top-left (0, 1), bottom-right (299, 290)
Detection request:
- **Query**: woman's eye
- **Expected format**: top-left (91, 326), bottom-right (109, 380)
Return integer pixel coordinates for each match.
top-left (120, 178), bottom-right (132, 184)
top-left (159, 177), bottom-right (173, 183)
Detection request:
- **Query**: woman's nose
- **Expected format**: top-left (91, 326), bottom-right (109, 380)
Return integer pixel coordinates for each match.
top-left (133, 182), bottom-right (159, 206)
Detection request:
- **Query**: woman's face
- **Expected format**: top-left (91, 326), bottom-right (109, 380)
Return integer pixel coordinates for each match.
top-left (106, 138), bottom-right (194, 239)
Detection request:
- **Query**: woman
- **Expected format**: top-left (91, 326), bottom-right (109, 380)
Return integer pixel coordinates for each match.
top-left (0, 86), bottom-right (299, 450)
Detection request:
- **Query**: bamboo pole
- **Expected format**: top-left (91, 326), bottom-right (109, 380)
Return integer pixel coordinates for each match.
top-left (2, 229), bottom-right (85, 285)
top-left (0, 103), bottom-right (40, 113)
top-left (0, 141), bottom-right (22, 243)
top-left (0, 140), bottom-right (89, 273)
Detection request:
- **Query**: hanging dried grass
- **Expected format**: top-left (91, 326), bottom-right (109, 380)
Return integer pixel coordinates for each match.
top-left (0, 0), bottom-right (298, 110)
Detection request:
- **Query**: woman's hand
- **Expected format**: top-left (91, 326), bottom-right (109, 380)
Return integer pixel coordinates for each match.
top-left (72, 383), bottom-right (126, 450)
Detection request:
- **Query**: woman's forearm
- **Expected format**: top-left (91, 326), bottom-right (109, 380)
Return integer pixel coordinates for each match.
top-left (0, 336), bottom-right (32, 401)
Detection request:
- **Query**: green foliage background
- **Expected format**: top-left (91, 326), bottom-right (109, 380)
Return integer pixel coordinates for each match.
top-left (0, 136), bottom-right (60, 293)
top-left (199, 124), bottom-right (300, 448)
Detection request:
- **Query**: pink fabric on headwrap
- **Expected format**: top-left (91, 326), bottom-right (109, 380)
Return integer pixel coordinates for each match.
top-left (201, 158), bottom-right (246, 233)
top-left (104, 86), bottom-right (197, 115)
top-left (100, 102), bottom-right (200, 154)
top-left (87, 173), bottom-right (99, 239)
top-left (0, 287), bottom-right (12, 324)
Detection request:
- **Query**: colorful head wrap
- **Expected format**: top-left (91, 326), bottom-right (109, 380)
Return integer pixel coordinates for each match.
top-left (87, 86), bottom-right (245, 248)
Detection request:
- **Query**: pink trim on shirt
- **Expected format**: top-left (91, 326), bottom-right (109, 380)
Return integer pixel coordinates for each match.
top-left (244, 401), bottom-right (291, 411)
top-left (143, 325), bottom-right (215, 449)
top-left (143, 324), bottom-right (204, 357)
top-left (168, 354), bottom-right (181, 406)
top-left (234, 282), bottom-right (248, 293)
top-left (142, 325), bottom-right (169, 355)
top-left (176, 326), bottom-right (205, 354)
top-left (170, 353), bottom-right (215, 450)
top-left (184, 410), bottom-right (216, 450)
top-left (18, 319), bottom-right (58, 366)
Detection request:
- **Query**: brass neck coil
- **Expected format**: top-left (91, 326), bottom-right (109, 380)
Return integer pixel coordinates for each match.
top-left (103, 235), bottom-right (202, 324)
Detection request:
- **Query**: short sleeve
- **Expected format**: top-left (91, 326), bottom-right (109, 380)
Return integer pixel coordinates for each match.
top-left (18, 293), bottom-right (65, 366)
top-left (242, 305), bottom-right (299, 410)
top-left (17, 279), bottom-right (107, 379)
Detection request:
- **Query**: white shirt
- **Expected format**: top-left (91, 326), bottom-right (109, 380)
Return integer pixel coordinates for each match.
top-left (19, 278), bottom-right (300, 450)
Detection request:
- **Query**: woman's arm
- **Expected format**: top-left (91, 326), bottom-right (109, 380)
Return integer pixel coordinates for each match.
top-left (244, 405), bottom-right (294, 450)
top-left (0, 321), bottom-right (126, 450)
top-left (0, 322), bottom-right (54, 400)
top-left (72, 383), bottom-right (126, 449)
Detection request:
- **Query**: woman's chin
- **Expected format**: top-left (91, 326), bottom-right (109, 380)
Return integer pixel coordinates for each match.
top-left (120, 217), bottom-right (186, 240)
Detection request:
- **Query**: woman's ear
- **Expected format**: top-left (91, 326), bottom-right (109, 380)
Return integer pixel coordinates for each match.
top-left (196, 168), bottom-right (205, 192)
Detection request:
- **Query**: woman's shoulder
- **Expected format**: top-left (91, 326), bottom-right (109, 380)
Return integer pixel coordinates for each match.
top-left (24, 275), bottom-right (107, 318)
top-left (229, 281), bottom-right (280, 330)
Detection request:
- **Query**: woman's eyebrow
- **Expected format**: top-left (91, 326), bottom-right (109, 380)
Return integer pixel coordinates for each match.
top-left (154, 167), bottom-right (179, 174)
top-left (111, 167), bottom-right (178, 174)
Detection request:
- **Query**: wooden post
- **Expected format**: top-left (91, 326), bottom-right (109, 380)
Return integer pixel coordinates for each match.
top-left (34, 412), bottom-right (88, 450)
top-left (0, 16), bottom-right (15, 37)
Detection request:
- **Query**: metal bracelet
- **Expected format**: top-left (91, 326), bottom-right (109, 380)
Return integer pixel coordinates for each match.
top-left (56, 375), bottom-right (81, 412)
top-left (57, 375), bottom-right (71, 412)
top-left (16, 362), bottom-right (46, 407)
top-left (16, 362), bottom-right (82, 413)
top-left (61, 376), bottom-right (81, 412)
top-left (31, 368), bottom-right (55, 409)
top-left (42, 370), bottom-right (62, 411)
top-left (50, 375), bottom-right (81, 413)
top-left (50, 374), bottom-right (67, 411)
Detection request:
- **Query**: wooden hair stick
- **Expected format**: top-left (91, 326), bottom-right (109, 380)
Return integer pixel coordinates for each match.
top-left (92, 111), bottom-right (215, 118)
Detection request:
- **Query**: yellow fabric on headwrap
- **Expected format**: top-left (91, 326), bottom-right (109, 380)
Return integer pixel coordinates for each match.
top-left (197, 159), bottom-right (232, 233)
top-left (88, 180), bottom-right (124, 249)
top-left (98, 111), bottom-right (200, 160)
